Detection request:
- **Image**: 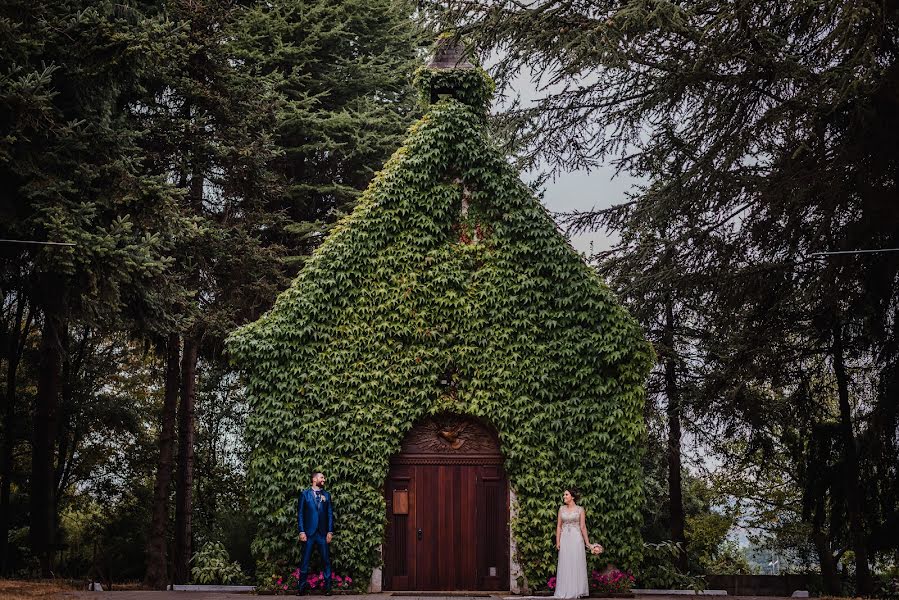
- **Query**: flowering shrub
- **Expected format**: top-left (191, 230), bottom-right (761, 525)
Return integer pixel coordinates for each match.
top-left (255, 572), bottom-right (289, 594)
top-left (591, 569), bottom-right (635, 594)
top-left (300, 570), bottom-right (353, 590)
top-left (546, 570), bottom-right (634, 595)
top-left (258, 569), bottom-right (353, 594)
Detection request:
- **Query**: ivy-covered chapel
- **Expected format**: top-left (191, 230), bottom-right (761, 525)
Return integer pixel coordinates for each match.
top-left (228, 40), bottom-right (652, 592)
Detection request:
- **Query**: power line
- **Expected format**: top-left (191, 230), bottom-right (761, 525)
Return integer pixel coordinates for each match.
top-left (0, 239), bottom-right (76, 247)
top-left (811, 248), bottom-right (899, 257)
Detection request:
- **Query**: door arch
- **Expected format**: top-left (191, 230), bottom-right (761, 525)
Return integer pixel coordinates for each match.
top-left (383, 415), bottom-right (509, 591)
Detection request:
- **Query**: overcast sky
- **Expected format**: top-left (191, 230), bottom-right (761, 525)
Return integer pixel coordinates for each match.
top-left (531, 164), bottom-right (636, 255)
top-left (501, 72), bottom-right (642, 255)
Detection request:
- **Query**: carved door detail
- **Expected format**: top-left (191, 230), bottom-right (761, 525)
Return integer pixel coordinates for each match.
top-left (384, 416), bottom-right (509, 591)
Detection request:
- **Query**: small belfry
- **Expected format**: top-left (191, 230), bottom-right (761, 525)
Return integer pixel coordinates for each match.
top-left (228, 39), bottom-right (651, 592)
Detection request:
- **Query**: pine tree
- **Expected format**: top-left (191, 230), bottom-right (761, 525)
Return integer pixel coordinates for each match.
top-left (234, 0), bottom-right (423, 268)
top-left (581, 198), bottom-right (729, 572)
top-left (129, 0), bottom-right (286, 584)
top-left (0, 0), bottom-right (186, 575)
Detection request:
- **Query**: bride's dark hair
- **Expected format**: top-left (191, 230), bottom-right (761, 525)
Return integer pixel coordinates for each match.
top-left (565, 487), bottom-right (581, 503)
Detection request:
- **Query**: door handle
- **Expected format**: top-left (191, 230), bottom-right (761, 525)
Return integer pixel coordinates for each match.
top-left (417, 528), bottom-right (423, 541)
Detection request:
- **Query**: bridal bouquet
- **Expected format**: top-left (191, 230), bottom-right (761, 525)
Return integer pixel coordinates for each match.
top-left (590, 544), bottom-right (604, 555)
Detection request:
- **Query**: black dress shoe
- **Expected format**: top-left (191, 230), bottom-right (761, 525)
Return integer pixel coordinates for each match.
top-left (295, 587), bottom-right (306, 596)
top-left (325, 588), bottom-right (332, 596)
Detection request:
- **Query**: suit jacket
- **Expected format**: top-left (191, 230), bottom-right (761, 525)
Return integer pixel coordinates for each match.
top-left (297, 488), bottom-right (334, 537)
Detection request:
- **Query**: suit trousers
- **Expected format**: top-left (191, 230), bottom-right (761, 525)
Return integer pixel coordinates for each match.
top-left (299, 532), bottom-right (331, 590)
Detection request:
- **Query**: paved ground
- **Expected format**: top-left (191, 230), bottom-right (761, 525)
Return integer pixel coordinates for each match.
top-left (63, 594), bottom-right (798, 600)
top-left (66, 595), bottom-right (493, 600)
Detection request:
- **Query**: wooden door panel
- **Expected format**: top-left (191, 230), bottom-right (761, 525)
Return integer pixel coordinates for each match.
top-left (476, 466), bottom-right (507, 590)
top-left (459, 466), bottom-right (477, 589)
top-left (432, 465), bottom-right (478, 590)
top-left (417, 464), bottom-right (439, 589)
top-left (436, 466), bottom-right (451, 589)
top-left (385, 416), bottom-right (508, 591)
top-left (461, 467), bottom-right (479, 590)
top-left (385, 467), bottom-right (415, 590)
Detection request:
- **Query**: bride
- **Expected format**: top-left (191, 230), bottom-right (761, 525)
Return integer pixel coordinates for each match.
top-left (554, 488), bottom-right (602, 599)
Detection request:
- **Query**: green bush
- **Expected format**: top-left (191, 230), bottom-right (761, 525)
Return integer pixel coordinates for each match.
top-left (190, 541), bottom-right (245, 585)
top-left (701, 539), bottom-right (756, 575)
top-left (877, 565), bottom-right (899, 600)
top-left (636, 542), bottom-right (705, 590)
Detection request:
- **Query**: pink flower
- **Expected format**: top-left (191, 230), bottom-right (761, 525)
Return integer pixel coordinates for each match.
top-left (589, 569), bottom-right (634, 593)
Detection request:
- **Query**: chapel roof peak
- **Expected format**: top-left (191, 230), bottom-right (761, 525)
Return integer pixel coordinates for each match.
top-left (426, 37), bottom-right (475, 71)
top-left (416, 36), bottom-right (493, 111)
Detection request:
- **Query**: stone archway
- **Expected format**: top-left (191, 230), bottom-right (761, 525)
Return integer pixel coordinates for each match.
top-left (383, 415), bottom-right (509, 591)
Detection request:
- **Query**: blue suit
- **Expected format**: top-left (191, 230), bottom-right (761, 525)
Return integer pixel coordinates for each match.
top-left (297, 488), bottom-right (334, 590)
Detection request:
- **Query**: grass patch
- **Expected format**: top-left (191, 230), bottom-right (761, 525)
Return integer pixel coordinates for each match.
top-left (0, 579), bottom-right (80, 599)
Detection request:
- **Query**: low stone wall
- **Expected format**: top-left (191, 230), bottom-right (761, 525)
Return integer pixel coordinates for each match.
top-left (705, 575), bottom-right (817, 596)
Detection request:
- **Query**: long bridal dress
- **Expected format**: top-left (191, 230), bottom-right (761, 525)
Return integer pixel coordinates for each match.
top-left (554, 506), bottom-right (589, 599)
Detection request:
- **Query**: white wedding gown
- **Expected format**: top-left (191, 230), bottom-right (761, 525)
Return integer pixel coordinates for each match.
top-left (554, 506), bottom-right (589, 599)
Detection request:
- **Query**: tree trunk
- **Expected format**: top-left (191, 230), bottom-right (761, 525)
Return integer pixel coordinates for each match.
top-left (663, 296), bottom-right (688, 571)
top-left (54, 330), bottom-right (86, 507)
top-left (831, 321), bottom-right (872, 595)
top-left (173, 336), bottom-right (198, 584)
top-left (812, 531), bottom-right (841, 594)
top-left (810, 491), bottom-right (840, 595)
top-left (53, 329), bottom-right (75, 510)
top-left (1, 295), bottom-right (29, 574)
top-left (144, 333), bottom-right (182, 589)
top-left (31, 291), bottom-right (66, 577)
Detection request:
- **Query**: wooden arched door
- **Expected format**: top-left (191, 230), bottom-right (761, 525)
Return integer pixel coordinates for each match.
top-left (384, 415), bottom-right (509, 591)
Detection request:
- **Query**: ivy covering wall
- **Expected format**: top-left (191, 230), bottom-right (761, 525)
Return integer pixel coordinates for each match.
top-left (227, 59), bottom-right (652, 588)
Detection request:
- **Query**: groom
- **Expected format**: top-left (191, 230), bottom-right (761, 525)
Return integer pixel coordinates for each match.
top-left (296, 471), bottom-right (334, 595)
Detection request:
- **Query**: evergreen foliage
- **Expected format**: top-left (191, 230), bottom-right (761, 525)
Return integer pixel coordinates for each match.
top-left (228, 61), bottom-right (652, 586)
top-left (234, 0), bottom-right (424, 267)
top-left (0, 1), bottom-right (187, 573)
top-left (0, 0), bottom-right (186, 324)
